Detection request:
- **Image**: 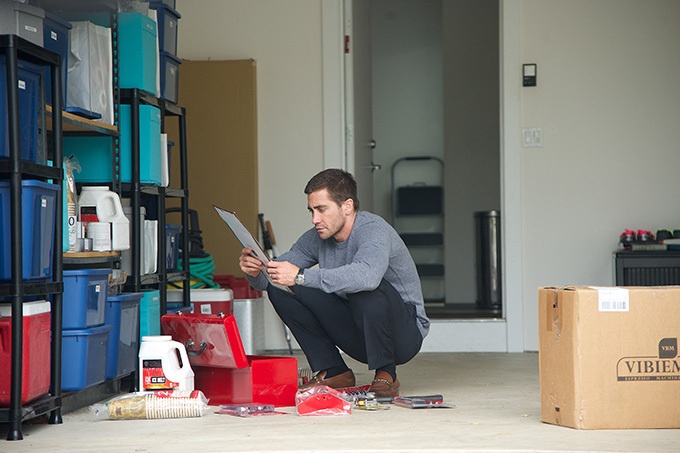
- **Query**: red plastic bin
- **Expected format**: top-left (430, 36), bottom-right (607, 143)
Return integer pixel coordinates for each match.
top-left (161, 312), bottom-right (297, 406)
top-left (213, 274), bottom-right (262, 300)
top-left (0, 301), bottom-right (51, 406)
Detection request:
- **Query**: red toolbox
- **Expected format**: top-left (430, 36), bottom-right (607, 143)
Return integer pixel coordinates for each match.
top-left (161, 312), bottom-right (297, 407)
top-left (0, 301), bottom-right (51, 406)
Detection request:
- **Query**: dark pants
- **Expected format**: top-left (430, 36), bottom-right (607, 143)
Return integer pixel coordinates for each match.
top-left (267, 279), bottom-right (423, 373)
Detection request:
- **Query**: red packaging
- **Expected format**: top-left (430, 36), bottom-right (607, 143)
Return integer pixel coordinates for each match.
top-left (161, 312), bottom-right (297, 406)
top-left (296, 385), bottom-right (352, 416)
top-left (0, 301), bottom-right (51, 406)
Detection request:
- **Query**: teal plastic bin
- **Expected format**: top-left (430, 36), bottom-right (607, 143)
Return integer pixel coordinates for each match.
top-left (63, 104), bottom-right (162, 185)
top-left (118, 13), bottom-right (157, 94)
top-left (140, 289), bottom-right (160, 337)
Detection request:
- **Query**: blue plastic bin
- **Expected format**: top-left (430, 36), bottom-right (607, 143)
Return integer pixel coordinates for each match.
top-left (165, 224), bottom-right (181, 271)
top-left (0, 180), bottom-right (60, 281)
top-left (61, 324), bottom-right (112, 391)
top-left (149, 3), bottom-right (180, 55)
top-left (43, 12), bottom-right (71, 107)
top-left (0, 56), bottom-right (42, 162)
top-left (62, 269), bottom-right (111, 329)
top-left (159, 50), bottom-right (181, 103)
top-left (118, 13), bottom-right (157, 94)
top-left (63, 104), bottom-right (162, 185)
top-left (140, 289), bottom-right (160, 337)
top-left (105, 292), bottom-right (142, 379)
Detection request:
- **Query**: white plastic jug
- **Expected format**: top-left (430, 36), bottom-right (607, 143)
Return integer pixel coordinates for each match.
top-left (138, 335), bottom-right (194, 392)
top-left (78, 186), bottom-right (130, 251)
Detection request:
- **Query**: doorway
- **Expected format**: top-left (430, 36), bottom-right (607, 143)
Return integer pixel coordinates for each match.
top-left (370, 0), bottom-right (501, 320)
top-left (323, 0), bottom-right (524, 352)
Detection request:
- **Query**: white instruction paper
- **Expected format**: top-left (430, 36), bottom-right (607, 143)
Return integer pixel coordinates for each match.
top-left (589, 286), bottom-right (630, 312)
top-left (213, 205), bottom-right (293, 293)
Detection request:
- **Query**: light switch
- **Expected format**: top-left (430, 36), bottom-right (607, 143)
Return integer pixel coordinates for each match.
top-left (522, 127), bottom-right (543, 148)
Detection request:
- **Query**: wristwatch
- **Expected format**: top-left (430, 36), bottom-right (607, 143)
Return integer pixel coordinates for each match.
top-left (294, 268), bottom-right (305, 285)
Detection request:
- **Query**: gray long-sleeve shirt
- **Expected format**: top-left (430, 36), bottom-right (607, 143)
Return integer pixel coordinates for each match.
top-left (248, 211), bottom-right (430, 338)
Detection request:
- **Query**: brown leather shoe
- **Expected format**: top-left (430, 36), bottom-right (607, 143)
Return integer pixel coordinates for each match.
top-left (368, 371), bottom-right (400, 398)
top-left (298, 369), bottom-right (355, 391)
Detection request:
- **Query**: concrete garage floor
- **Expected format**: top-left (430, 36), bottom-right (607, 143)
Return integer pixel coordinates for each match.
top-left (2, 352), bottom-right (677, 452)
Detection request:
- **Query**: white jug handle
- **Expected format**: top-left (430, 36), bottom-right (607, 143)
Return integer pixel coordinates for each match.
top-left (175, 346), bottom-right (192, 370)
top-left (96, 193), bottom-right (117, 217)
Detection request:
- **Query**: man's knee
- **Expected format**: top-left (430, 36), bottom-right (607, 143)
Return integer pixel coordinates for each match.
top-left (347, 281), bottom-right (396, 318)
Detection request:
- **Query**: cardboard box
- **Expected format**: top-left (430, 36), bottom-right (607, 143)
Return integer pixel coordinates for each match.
top-left (538, 286), bottom-right (680, 429)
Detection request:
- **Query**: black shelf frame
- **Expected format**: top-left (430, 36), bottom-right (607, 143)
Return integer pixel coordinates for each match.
top-left (119, 88), bottom-right (191, 318)
top-left (0, 34), bottom-right (64, 441)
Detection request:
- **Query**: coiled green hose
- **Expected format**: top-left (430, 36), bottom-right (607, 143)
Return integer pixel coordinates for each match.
top-left (171, 253), bottom-right (220, 289)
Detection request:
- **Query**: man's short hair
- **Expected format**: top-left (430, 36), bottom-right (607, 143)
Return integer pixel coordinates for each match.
top-left (304, 168), bottom-right (360, 211)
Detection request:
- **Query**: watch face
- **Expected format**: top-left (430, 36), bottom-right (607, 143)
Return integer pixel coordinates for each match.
top-left (295, 271), bottom-right (304, 284)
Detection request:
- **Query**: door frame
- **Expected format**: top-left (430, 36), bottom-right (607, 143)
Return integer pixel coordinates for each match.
top-left (321, 0), bottom-right (524, 352)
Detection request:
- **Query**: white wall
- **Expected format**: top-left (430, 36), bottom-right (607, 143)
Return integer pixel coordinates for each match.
top-left (175, 0), bottom-right (324, 257)
top-left (520, 0), bottom-right (680, 350)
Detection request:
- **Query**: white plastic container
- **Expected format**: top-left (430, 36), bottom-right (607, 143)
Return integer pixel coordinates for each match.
top-left (139, 335), bottom-right (194, 391)
top-left (121, 206), bottom-right (145, 275)
top-left (78, 186), bottom-right (130, 251)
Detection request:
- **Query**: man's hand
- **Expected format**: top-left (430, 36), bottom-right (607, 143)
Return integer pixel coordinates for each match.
top-left (239, 248), bottom-right (263, 278)
top-left (266, 260), bottom-right (299, 287)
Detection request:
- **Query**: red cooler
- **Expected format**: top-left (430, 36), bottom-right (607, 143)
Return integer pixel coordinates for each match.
top-left (161, 312), bottom-right (297, 406)
top-left (0, 300), bottom-right (51, 406)
top-left (167, 288), bottom-right (234, 316)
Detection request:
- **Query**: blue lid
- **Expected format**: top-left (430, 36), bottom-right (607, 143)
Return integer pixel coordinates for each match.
top-left (149, 2), bottom-right (181, 19)
top-left (44, 11), bottom-right (73, 29)
top-left (159, 50), bottom-right (182, 64)
top-left (61, 323), bottom-right (113, 336)
top-left (0, 179), bottom-right (61, 191)
top-left (107, 292), bottom-right (144, 302)
top-left (63, 268), bottom-right (112, 277)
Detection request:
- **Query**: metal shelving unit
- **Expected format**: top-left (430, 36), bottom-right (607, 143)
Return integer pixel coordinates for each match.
top-left (0, 34), bottom-right (63, 441)
top-left (3, 2), bottom-right (192, 440)
top-left (119, 88), bottom-right (191, 316)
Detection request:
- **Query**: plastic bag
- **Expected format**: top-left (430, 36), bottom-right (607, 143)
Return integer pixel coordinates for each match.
top-left (216, 403), bottom-right (286, 418)
top-left (295, 385), bottom-right (351, 416)
top-left (67, 21), bottom-right (114, 124)
top-left (90, 390), bottom-right (209, 421)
